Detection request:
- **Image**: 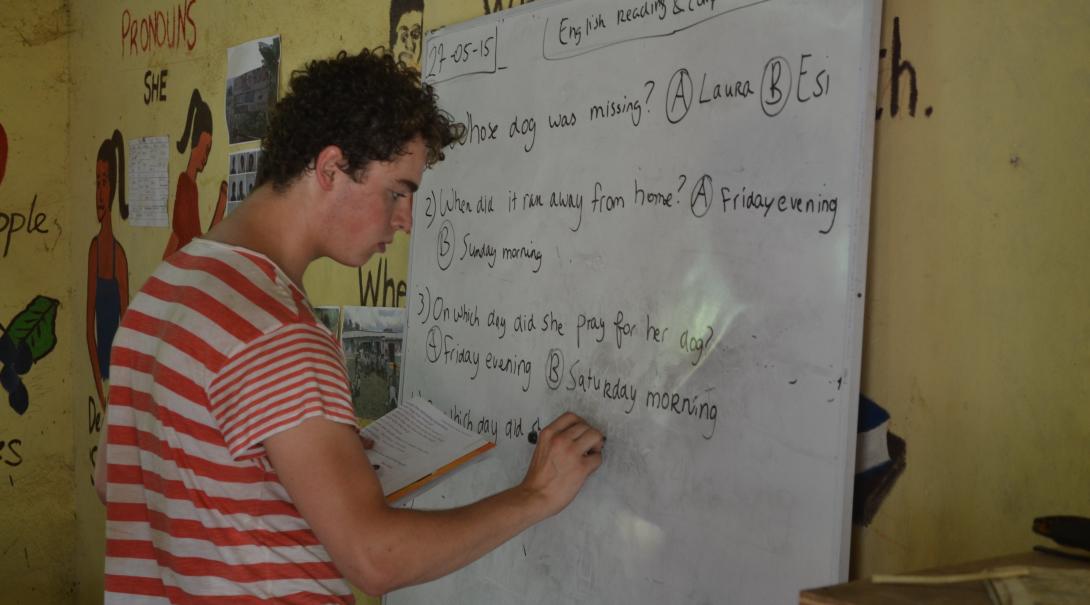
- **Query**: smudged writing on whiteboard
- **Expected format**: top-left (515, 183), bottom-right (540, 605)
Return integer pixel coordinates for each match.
top-left (415, 287), bottom-right (724, 440)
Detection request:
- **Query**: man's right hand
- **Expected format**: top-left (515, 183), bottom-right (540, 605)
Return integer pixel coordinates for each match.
top-left (268, 412), bottom-right (605, 595)
top-left (519, 412), bottom-right (605, 517)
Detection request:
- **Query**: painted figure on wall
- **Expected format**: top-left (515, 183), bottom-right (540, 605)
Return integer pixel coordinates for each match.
top-left (390, 0), bottom-right (424, 70)
top-left (483, 0), bottom-right (534, 15)
top-left (163, 88), bottom-right (227, 258)
top-left (86, 130), bottom-right (130, 407)
top-left (0, 123), bottom-right (63, 417)
top-left (2, 296), bottom-right (60, 415)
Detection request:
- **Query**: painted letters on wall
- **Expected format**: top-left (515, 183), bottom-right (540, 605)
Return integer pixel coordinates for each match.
top-left (0, 120), bottom-right (52, 260)
top-left (876, 17), bottom-right (933, 120)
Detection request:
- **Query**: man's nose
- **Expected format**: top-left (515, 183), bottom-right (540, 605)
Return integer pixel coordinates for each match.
top-left (393, 196), bottom-right (413, 234)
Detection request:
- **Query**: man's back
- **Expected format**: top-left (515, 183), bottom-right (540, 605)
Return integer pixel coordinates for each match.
top-left (103, 238), bottom-right (358, 603)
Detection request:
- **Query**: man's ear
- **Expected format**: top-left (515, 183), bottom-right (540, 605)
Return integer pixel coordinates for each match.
top-left (314, 145), bottom-right (346, 191)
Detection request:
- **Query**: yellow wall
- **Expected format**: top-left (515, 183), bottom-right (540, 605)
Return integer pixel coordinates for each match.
top-left (855, 0), bottom-right (1090, 577)
top-left (60, 1), bottom-right (527, 603)
top-left (0, 2), bottom-right (76, 603)
top-left (1, 0), bottom-right (1087, 603)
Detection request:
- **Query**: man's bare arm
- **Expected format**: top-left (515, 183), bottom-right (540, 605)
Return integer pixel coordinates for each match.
top-left (264, 411), bottom-right (603, 596)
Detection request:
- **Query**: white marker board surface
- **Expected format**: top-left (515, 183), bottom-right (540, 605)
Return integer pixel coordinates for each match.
top-left (393, 1), bottom-right (880, 603)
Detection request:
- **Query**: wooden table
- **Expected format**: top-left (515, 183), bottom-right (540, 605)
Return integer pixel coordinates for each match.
top-left (800, 551), bottom-right (1089, 604)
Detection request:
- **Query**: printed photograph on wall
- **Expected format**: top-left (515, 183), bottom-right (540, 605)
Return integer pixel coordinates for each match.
top-left (340, 306), bottom-right (404, 422)
top-left (86, 130), bottom-right (131, 407)
top-left (313, 306), bottom-right (341, 337)
top-left (227, 148), bottom-right (263, 214)
top-left (226, 35), bottom-right (280, 145)
top-left (164, 89), bottom-right (228, 258)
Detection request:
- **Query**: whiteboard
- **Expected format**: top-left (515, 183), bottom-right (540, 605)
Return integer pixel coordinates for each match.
top-left (393, 1), bottom-right (880, 603)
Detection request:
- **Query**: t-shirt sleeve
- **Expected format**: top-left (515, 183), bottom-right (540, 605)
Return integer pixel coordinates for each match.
top-left (207, 322), bottom-right (358, 460)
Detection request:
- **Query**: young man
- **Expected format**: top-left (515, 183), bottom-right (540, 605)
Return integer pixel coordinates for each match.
top-left (96, 49), bottom-right (605, 603)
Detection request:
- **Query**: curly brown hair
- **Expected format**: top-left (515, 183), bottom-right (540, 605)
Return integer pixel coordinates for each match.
top-left (256, 48), bottom-right (457, 191)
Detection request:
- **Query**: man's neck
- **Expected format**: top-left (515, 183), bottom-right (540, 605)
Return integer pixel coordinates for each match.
top-left (201, 183), bottom-right (317, 290)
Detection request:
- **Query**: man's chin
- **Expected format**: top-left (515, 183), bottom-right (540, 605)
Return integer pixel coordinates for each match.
top-left (353, 250), bottom-right (378, 268)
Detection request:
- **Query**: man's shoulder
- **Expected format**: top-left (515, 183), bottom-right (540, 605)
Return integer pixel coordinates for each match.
top-left (131, 239), bottom-right (317, 358)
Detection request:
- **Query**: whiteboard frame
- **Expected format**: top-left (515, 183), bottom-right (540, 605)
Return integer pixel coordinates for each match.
top-left (394, 0), bottom-right (883, 598)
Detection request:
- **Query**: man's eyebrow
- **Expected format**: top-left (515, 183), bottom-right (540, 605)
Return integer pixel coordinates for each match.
top-left (398, 178), bottom-right (419, 193)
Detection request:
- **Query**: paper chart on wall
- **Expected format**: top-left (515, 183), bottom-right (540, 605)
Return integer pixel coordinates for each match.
top-left (127, 136), bottom-right (169, 227)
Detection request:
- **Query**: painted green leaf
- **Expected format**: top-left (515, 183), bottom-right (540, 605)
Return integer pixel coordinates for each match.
top-left (4, 295), bottom-right (60, 362)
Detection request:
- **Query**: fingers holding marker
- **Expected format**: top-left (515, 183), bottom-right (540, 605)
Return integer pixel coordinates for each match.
top-left (540, 411), bottom-right (582, 439)
top-left (520, 411), bottom-right (606, 515)
top-left (572, 426), bottom-right (605, 457)
top-left (560, 419), bottom-right (592, 443)
top-left (528, 412), bottom-right (606, 456)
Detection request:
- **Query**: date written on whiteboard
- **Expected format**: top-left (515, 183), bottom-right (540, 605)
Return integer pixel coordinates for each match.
top-left (423, 26), bottom-right (498, 84)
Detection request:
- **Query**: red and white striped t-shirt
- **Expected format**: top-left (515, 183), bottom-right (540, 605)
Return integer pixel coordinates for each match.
top-left (104, 239), bottom-right (358, 604)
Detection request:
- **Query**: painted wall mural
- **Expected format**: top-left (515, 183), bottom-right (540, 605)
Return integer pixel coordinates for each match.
top-left (391, 0), bottom-right (424, 69)
top-left (1, 296), bottom-right (60, 415)
top-left (163, 88), bottom-right (227, 259)
top-left (482, 0), bottom-right (535, 15)
top-left (86, 130), bottom-right (130, 407)
top-left (0, 119), bottom-right (52, 261)
top-left (1, 121), bottom-right (60, 416)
